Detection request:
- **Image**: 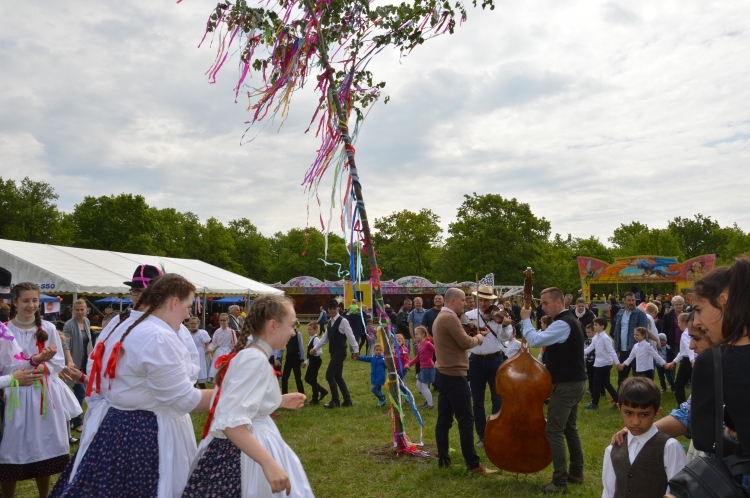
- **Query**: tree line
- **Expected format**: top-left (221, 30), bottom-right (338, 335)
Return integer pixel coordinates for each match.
top-left (3, 176), bottom-right (749, 291)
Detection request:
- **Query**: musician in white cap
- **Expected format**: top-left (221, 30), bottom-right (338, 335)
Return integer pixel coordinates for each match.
top-left (464, 284), bottom-right (514, 447)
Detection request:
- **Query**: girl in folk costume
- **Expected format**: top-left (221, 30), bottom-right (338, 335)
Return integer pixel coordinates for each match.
top-left (187, 316), bottom-right (212, 389)
top-left (50, 274), bottom-right (212, 498)
top-left (0, 282), bottom-right (80, 498)
top-left (208, 313), bottom-right (237, 380)
top-left (182, 295), bottom-right (312, 498)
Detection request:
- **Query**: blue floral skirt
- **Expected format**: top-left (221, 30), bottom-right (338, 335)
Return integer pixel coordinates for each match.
top-left (49, 408), bottom-right (159, 498)
top-left (182, 437), bottom-right (242, 497)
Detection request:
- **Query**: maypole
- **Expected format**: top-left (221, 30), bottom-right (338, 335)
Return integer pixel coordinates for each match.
top-left (195, 0), bottom-right (495, 455)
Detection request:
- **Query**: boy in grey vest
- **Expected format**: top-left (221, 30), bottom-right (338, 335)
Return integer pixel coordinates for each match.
top-left (602, 377), bottom-right (686, 497)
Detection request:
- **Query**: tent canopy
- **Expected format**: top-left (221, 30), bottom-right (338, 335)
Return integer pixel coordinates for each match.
top-left (0, 239), bottom-right (282, 297)
top-left (213, 296), bottom-right (246, 304)
top-left (93, 296), bottom-right (133, 306)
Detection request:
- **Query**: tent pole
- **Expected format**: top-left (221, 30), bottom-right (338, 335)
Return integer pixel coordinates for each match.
top-left (202, 292), bottom-right (207, 329)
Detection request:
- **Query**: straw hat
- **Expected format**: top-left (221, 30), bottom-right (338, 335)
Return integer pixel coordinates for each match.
top-left (472, 284), bottom-right (497, 300)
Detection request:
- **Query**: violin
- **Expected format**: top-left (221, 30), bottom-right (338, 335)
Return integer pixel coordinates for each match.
top-left (483, 267), bottom-right (554, 474)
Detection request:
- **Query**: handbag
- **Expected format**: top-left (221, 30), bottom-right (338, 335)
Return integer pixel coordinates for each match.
top-left (667, 346), bottom-right (750, 498)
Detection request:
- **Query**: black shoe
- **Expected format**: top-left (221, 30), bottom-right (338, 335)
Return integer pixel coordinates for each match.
top-left (324, 401), bottom-right (340, 408)
top-left (319, 388), bottom-right (329, 402)
top-left (310, 399), bottom-right (320, 405)
top-left (438, 457), bottom-right (452, 468)
top-left (342, 399), bottom-right (353, 407)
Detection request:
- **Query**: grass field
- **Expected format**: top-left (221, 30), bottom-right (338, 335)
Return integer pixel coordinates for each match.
top-left (15, 349), bottom-right (688, 498)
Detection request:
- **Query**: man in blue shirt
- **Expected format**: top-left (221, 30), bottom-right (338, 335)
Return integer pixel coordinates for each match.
top-left (611, 292), bottom-right (649, 387)
top-left (521, 287), bottom-right (587, 494)
top-left (317, 306), bottom-right (328, 327)
top-left (407, 297), bottom-right (426, 353)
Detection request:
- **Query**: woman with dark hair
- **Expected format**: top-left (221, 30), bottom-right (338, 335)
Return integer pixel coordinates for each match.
top-left (0, 282), bottom-right (75, 498)
top-left (50, 274), bottom-right (213, 498)
top-left (690, 256), bottom-right (750, 495)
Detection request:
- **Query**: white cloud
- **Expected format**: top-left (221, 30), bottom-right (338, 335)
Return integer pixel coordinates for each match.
top-left (0, 0), bottom-right (749, 245)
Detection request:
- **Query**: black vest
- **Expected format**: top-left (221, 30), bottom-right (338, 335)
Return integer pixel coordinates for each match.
top-left (545, 310), bottom-right (587, 384)
top-left (611, 431), bottom-right (669, 498)
top-left (307, 336), bottom-right (320, 361)
top-left (286, 332), bottom-right (301, 359)
top-left (327, 316), bottom-right (347, 354)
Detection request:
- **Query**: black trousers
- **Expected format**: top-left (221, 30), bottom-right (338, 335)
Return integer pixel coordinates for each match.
top-left (304, 357), bottom-right (324, 401)
top-left (592, 365), bottom-right (619, 405)
top-left (282, 357), bottom-right (305, 395)
top-left (617, 350), bottom-right (633, 387)
top-left (434, 370), bottom-right (480, 470)
top-left (634, 369), bottom-right (654, 380)
top-left (325, 350), bottom-right (351, 403)
top-left (674, 357), bottom-right (693, 405)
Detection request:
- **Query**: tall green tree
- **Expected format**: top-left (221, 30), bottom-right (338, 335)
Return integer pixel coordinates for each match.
top-left (228, 218), bottom-right (272, 281)
top-left (437, 193), bottom-right (551, 284)
top-left (0, 177), bottom-right (63, 243)
top-left (70, 194), bottom-right (158, 253)
top-left (668, 214), bottom-right (729, 260)
top-left (373, 209), bottom-right (442, 280)
top-left (268, 228), bottom-right (351, 284)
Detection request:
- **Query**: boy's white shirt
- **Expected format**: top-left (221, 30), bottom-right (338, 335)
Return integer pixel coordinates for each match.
top-left (672, 329), bottom-right (695, 363)
top-left (583, 331), bottom-right (620, 367)
top-left (602, 424), bottom-right (687, 498)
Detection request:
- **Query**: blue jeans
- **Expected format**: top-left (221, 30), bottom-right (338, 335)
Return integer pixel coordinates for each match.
top-left (370, 384), bottom-right (385, 403)
top-left (468, 353), bottom-right (504, 439)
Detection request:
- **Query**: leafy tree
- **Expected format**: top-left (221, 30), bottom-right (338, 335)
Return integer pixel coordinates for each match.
top-left (668, 214), bottom-right (727, 259)
top-left (717, 223), bottom-right (750, 264)
top-left (608, 221), bottom-right (650, 253)
top-left (70, 194), bottom-right (158, 253)
top-left (228, 218), bottom-right (272, 281)
top-left (267, 228), bottom-right (351, 284)
top-left (0, 177), bottom-right (62, 243)
top-left (438, 194), bottom-right (551, 284)
top-left (373, 209), bottom-right (442, 280)
top-left (200, 217), bottom-right (246, 275)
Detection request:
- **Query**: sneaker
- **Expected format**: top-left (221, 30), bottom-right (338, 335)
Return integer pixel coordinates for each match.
top-left (377, 399), bottom-right (386, 407)
top-left (323, 401), bottom-right (340, 408)
top-left (609, 403), bottom-right (619, 410)
top-left (476, 438), bottom-right (484, 447)
top-left (584, 403), bottom-right (598, 409)
top-left (424, 404), bottom-right (434, 409)
top-left (420, 401), bottom-right (429, 408)
top-left (539, 482), bottom-right (568, 494)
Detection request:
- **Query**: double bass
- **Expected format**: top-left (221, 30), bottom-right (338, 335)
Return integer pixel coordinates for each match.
top-left (483, 267), bottom-right (553, 474)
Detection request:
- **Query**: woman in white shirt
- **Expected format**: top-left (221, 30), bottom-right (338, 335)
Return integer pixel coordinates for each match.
top-left (0, 282), bottom-right (76, 498)
top-left (50, 274), bottom-right (212, 498)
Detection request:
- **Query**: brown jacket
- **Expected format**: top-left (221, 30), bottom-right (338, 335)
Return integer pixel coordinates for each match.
top-left (433, 310), bottom-right (481, 376)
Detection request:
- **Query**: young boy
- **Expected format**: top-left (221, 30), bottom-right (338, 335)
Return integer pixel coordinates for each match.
top-left (664, 313), bottom-right (694, 405)
top-left (602, 377), bottom-right (687, 497)
top-left (500, 329), bottom-right (522, 359)
top-left (618, 327), bottom-right (665, 380)
top-left (584, 323), bottom-right (597, 396)
top-left (655, 333), bottom-right (674, 393)
top-left (302, 322), bottom-right (328, 404)
top-left (358, 343), bottom-right (387, 406)
top-left (584, 317), bottom-right (621, 409)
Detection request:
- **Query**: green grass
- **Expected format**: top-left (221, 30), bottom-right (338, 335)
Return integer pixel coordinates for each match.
top-left (15, 352), bottom-right (688, 498)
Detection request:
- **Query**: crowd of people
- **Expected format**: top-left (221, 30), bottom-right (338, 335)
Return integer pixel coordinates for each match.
top-left (1, 255), bottom-right (749, 497)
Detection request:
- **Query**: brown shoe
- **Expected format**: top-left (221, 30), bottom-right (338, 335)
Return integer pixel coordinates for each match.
top-left (567, 475), bottom-right (584, 484)
top-left (539, 482), bottom-right (568, 494)
top-left (471, 464), bottom-right (498, 475)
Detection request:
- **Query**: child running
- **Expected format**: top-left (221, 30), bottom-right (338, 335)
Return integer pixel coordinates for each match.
top-left (584, 317), bottom-right (620, 409)
top-left (302, 322), bottom-right (327, 405)
top-left (618, 327), bottom-right (665, 379)
top-left (182, 295), bottom-right (311, 497)
top-left (357, 343), bottom-right (387, 407)
top-left (405, 326), bottom-right (435, 408)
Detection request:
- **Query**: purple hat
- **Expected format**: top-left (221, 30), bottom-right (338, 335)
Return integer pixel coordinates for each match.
top-left (124, 264), bottom-right (163, 289)
top-left (0, 267), bottom-right (13, 298)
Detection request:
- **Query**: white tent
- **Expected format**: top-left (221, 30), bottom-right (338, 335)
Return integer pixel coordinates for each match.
top-left (0, 239), bottom-right (282, 298)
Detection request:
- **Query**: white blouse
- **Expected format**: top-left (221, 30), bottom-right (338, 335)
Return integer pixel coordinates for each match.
top-left (209, 345), bottom-right (281, 439)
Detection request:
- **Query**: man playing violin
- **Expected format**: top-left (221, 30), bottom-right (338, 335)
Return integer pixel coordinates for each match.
top-left (520, 287), bottom-right (587, 494)
top-left (465, 285), bottom-right (514, 447)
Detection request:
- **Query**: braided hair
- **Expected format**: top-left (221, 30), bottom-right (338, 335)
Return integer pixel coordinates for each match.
top-left (9, 282), bottom-right (48, 344)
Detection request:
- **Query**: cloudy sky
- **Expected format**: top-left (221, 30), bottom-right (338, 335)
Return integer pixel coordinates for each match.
top-left (2, 0), bottom-right (749, 244)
